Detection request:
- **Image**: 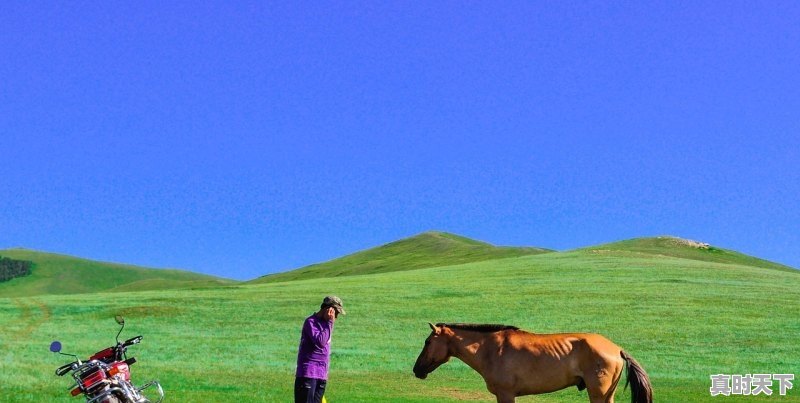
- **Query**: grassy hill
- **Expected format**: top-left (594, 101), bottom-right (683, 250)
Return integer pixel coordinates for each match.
top-left (575, 236), bottom-right (796, 272)
top-left (249, 231), bottom-right (553, 284)
top-left (0, 249), bottom-right (236, 297)
top-left (1, 243), bottom-right (798, 402)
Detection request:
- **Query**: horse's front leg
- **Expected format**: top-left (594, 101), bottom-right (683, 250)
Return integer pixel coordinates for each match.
top-left (495, 392), bottom-right (515, 403)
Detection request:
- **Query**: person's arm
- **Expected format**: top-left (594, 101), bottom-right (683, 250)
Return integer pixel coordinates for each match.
top-left (303, 314), bottom-right (333, 347)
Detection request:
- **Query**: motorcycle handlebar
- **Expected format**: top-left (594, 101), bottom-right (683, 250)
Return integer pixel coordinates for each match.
top-left (55, 362), bottom-right (74, 376)
top-left (123, 335), bottom-right (143, 347)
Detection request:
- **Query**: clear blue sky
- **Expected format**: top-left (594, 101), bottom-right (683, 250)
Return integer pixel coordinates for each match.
top-left (2, 2), bottom-right (798, 280)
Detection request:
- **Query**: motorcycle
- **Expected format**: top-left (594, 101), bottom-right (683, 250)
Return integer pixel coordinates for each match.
top-left (50, 316), bottom-right (164, 403)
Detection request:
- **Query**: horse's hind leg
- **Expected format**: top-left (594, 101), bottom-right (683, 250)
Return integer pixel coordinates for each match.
top-left (587, 392), bottom-right (610, 403)
top-left (584, 357), bottom-right (623, 403)
top-left (587, 385), bottom-right (615, 403)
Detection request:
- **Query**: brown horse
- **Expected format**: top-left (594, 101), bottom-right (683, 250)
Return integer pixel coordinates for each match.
top-left (413, 323), bottom-right (652, 403)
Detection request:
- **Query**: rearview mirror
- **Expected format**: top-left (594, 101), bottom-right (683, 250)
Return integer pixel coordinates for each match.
top-left (115, 315), bottom-right (125, 326)
top-left (50, 341), bottom-right (62, 353)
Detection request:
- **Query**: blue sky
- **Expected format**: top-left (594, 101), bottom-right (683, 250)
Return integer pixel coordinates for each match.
top-left (2, 2), bottom-right (798, 280)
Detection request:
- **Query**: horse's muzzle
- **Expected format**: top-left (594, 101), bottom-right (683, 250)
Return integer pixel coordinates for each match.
top-left (413, 364), bottom-right (428, 379)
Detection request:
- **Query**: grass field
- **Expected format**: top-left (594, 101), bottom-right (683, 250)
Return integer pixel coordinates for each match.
top-left (1, 243), bottom-right (799, 402)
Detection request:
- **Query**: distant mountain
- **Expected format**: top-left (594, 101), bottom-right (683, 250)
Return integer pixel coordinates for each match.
top-left (4, 234), bottom-right (793, 297)
top-left (0, 249), bottom-right (237, 297)
top-left (574, 236), bottom-right (796, 272)
top-left (249, 231), bottom-right (553, 284)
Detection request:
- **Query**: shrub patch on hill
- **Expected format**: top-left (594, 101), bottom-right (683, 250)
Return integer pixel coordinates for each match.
top-left (0, 256), bottom-right (33, 282)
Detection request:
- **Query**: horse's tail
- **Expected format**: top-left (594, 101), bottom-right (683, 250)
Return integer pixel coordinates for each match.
top-left (621, 350), bottom-right (653, 403)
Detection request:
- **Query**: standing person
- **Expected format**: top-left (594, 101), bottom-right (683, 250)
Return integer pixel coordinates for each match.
top-left (295, 295), bottom-right (345, 403)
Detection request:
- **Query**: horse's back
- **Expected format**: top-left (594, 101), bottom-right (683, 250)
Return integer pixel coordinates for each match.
top-left (550, 332), bottom-right (624, 367)
top-left (511, 331), bottom-right (622, 355)
top-left (574, 332), bottom-right (623, 356)
top-left (508, 331), bottom-right (624, 377)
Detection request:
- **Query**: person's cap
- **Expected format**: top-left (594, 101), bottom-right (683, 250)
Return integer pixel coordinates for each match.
top-left (322, 295), bottom-right (346, 315)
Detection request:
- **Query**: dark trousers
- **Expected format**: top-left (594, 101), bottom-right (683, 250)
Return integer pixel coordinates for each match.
top-left (294, 377), bottom-right (326, 403)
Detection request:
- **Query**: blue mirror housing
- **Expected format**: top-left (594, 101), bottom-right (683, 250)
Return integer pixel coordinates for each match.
top-left (50, 341), bottom-right (62, 353)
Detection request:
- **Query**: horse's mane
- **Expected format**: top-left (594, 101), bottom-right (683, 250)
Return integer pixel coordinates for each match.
top-left (437, 323), bottom-right (520, 332)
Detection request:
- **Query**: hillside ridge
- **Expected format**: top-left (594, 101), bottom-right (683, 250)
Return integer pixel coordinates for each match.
top-left (0, 248), bottom-right (237, 297)
top-left (574, 235), bottom-right (796, 272)
top-left (3, 233), bottom-right (795, 296)
top-left (249, 231), bottom-right (553, 284)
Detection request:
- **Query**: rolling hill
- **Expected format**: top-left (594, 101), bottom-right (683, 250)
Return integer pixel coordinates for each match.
top-left (249, 231), bottom-right (554, 284)
top-left (3, 234), bottom-right (794, 299)
top-left (253, 233), bottom-right (796, 284)
top-left (574, 236), bottom-right (797, 272)
top-left (0, 248), bottom-right (237, 297)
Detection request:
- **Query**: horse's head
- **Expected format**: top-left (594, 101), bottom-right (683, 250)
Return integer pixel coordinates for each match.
top-left (413, 323), bottom-right (452, 379)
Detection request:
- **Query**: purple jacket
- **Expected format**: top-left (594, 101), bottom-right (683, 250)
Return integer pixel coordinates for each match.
top-left (295, 314), bottom-right (334, 380)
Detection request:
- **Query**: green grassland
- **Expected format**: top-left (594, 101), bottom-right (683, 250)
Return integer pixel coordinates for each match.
top-left (250, 231), bottom-right (552, 284)
top-left (1, 237), bottom-right (799, 402)
top-left (0, 249), bottom-right (237, 297)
